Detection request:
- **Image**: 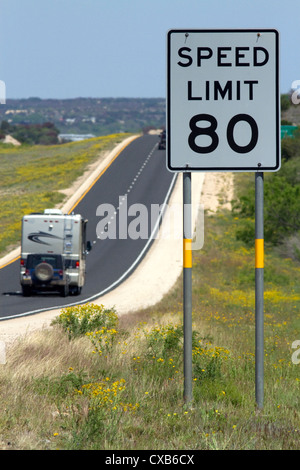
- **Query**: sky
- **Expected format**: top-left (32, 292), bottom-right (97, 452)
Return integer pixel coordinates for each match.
top-left (0, 0), bottom-right (298, 99)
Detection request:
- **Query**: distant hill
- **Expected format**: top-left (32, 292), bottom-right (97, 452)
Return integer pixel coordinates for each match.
top-left (0, 97), bottom-right (166, 136)
top-left (2, 95), bottom-right (298, 139)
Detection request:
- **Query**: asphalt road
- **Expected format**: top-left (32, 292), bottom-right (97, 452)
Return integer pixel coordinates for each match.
top-left (0, 134), bottom-right (176, 320)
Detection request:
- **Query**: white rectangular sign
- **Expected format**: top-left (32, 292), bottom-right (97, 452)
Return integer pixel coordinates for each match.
top-left (167, 29), bottom-right (280, 172)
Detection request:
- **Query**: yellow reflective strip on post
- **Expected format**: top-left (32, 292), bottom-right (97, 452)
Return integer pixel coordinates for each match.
top-left (255, 239), bottom-right (264, 268)
top-left (183, 238), bottom-right (192, 268)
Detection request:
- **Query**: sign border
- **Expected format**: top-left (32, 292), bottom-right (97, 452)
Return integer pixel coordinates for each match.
top-left (167, 29), bottom-right (280, 172)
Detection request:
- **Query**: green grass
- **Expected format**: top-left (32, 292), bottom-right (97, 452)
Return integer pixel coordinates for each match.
top-left (0, 134), bottom-right (131, 255)
top-left (0, 170), bottom-right (299, 450)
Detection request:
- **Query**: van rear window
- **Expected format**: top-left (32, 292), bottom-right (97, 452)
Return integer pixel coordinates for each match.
top-left (26, 254), bottom-right (63, 269)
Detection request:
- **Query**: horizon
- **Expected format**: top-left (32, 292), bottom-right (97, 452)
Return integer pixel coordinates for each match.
top-left (3, 96), bottom-right (166, 101)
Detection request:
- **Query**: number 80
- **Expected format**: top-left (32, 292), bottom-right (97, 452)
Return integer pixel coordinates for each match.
top-left (188, 113), bottom-right (259, 154)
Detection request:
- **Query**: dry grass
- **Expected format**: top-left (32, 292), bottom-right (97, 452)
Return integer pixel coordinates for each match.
top-left (0, 169), bottom-right (299, 450)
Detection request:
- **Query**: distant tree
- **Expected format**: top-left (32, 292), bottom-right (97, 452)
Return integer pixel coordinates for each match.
top-left (42, 121), bottom-right (56, 129)
top-left (11, 122), bottom-right (59, 145)
top-left (281, 128), bottom-right (300, 161)
top-left (1, 120), bottom-right (12, 133)
top-left (281, 94), bottom-right (291, 112)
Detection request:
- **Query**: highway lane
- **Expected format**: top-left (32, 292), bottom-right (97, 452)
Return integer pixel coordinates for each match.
top-left (0, 134), bottom-right (176, 320)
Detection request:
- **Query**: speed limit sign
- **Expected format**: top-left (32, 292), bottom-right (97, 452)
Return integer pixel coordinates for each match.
top-left (167, 29), bottom-right (280, 172)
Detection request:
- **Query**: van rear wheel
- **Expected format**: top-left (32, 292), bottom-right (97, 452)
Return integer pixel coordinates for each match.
top-left (35, 263), bottom-right (53, 282)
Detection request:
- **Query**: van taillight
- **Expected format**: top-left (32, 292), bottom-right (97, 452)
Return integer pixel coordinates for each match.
top-left (20, 259), bottom-right (25, 266)
top-left (59, 270), bottom-right (63, 276)
top-left (76, 261), bottom-right (80, 268)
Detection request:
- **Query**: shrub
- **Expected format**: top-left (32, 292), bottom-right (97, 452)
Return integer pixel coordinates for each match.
top-left (52, 303), bottom-right (118, 339)
top-left (144, 323), bottom-right (184, 359)
top-left (193, 344), bottom-right (230, 382)
top-left (233, 171), bottom-right (300, 246)
top-left (86, 327), bottom-right (119, 357)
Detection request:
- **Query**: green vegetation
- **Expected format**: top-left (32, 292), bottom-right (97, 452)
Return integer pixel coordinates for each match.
top-left (234, 128), bottom-right (300, 257)
top-left (281, 93), bottom-right (291, 112)
top-left (0, 133), bottom-right (131, 256)
top-left (52, 303), bottom-right (119, 340)
top-left (0, 130), bottom-right (299, 450)
top-left (0, 120), bottom-right (60, 145)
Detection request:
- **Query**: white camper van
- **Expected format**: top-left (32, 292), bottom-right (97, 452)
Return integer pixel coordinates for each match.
top-left (20, 209), bottom-right (91, 297)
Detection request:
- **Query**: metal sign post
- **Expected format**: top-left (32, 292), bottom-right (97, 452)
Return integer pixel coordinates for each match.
top-left (255, 172), bottom-right (264, 409)
top-left (183, 172), bottom-right (193, 404)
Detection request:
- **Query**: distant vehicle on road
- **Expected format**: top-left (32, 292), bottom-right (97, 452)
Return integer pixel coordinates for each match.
top-left (20, 209), bottom-right (91, 296)
top-left (158, 129), bottom-right (166, 150)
